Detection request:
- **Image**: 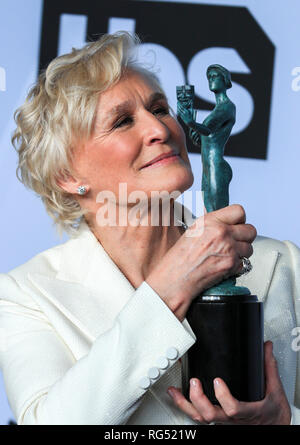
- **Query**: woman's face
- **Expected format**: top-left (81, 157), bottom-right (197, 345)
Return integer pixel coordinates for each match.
top-left (71, 70), bottom-right (194, 206)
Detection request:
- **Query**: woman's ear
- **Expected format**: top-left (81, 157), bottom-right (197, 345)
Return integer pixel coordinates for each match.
top-left (56, 170), bottom-right (88, 195)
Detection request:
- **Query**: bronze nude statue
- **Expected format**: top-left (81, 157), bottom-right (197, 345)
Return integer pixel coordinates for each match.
top-left (177, 65), bottom-right (250, 296)
top-left (177, 64), bottom-right (235, 213)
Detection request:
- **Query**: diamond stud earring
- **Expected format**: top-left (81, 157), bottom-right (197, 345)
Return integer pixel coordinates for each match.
top-left (77, 185), bottom-right (87, 195)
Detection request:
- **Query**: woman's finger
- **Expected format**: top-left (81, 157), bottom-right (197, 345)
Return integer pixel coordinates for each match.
top-left (213, 378), bottom-right (262, 421)
top-left (231, 223), bottom-right (257, 243)
top-left (167, 386), bottom-right (206, 423)
top-left (189, 378), bottom-right (229, 424)
top-left (264, 341), bottom-right (282, 394)
top-left (235, 241), bottom-right (254, 259)
top-left (213, 204), bottom-right (246, 225)
top-left (213, 378), bottom-right (241, 418)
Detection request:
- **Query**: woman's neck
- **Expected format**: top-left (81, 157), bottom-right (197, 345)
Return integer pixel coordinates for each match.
top-left (85, 201), bottom-right (184, 288)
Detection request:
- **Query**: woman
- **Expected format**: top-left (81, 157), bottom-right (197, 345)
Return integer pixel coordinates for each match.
top-left (0, 32), bottom-right (298, 425)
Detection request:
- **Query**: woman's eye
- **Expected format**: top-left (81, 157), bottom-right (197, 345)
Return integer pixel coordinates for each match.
top-left (152, 106), bottom-right (169, 116)
top-left (113, 116), bottom-right (133, 129)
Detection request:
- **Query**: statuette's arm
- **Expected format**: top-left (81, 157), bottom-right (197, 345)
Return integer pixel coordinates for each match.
top-left (202, 108), bottom-right (230, 133)
top-left (177, 103), bottom-right (211, 136)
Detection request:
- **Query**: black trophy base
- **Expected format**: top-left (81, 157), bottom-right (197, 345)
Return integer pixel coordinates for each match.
top-left (183, 294), bottom-right (264, 404)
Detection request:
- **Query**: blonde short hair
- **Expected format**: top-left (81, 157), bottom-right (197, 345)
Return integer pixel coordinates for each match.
top-left (12, 31), bottom-right (162, 238)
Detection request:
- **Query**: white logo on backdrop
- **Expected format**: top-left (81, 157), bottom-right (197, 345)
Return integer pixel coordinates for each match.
top-left (0, 66), bottom-right (6, 91)
top-left (291, 326), bottom-right (300, 352)
top-left (291, 67), bottom-right (300, 92)
top-left (57, 14), bottom-right (254, 136)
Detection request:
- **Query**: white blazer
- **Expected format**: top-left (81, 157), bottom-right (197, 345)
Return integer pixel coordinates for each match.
top-left (0, 203), bottom-right (300, 425)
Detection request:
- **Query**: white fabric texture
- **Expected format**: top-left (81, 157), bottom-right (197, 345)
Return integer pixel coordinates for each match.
top-left (0, 202), bottom-right (299, 425)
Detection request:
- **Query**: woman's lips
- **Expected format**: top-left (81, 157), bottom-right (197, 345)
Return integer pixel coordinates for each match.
top-left (141, 154), bottom-right (181, 169)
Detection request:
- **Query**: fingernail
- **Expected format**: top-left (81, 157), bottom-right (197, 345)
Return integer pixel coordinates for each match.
top-left (190, 378), bottom-right (197, 387)
top-left (167, 388), bottom-right (175, 398)
top-left (214, 378), bottom-right (220, 386)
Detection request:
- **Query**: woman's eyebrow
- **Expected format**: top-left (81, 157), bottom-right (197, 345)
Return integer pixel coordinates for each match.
top-left (146, 92), bottom-right (168, 108)
top-left (103, 100), bottom-right (133, 123)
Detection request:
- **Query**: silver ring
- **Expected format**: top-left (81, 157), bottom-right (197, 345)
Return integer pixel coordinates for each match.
top-left (236, 257), bottom-right (252, 277)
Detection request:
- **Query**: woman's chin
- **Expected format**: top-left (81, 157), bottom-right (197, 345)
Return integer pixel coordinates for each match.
top-left (153, 166), bottom-right (194, 194)
top-left (136, 160), bottom-right (194, 196)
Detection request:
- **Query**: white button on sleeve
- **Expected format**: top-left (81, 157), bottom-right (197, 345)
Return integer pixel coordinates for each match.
top-left (148, 367), bottom-right (160, 380)
top-left (166, 347), bottom-right (179, 360)
top-left (157, 356), bottom-right (169, 369)
top-left (139, 376), bottom-right (151, 389)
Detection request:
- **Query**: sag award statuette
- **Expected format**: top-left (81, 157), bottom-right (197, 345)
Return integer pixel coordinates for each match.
top-left (177, 65), bottom-right (264, 404)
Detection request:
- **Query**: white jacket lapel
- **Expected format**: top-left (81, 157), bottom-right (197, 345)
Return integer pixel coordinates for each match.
top-left (27, 220), bottom-right (137, 347)
top-left (26, 273), bottom-right (95, 357)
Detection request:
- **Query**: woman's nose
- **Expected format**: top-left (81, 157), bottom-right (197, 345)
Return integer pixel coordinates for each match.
top-left (143, 112), bottom-right (170, 146)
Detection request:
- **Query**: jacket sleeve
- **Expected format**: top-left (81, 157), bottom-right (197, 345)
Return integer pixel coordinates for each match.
top-left (285, 241), bottom-right (300, 425)
top-left (0, 274), bottom-right (196, 425)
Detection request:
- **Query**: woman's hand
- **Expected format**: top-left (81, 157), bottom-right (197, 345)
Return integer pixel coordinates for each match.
top-left (146, 204), bottom-right (256, 321)
top-left (167, 341), bottom-right (291, 425)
